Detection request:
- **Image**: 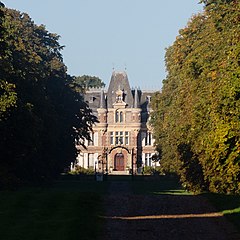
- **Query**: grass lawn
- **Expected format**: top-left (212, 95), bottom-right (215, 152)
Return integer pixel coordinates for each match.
top-left (1, 175), bottom-right (239, 239)
top-left (204, 193), bottom-right (240, 231)
top-left (131, 175), bottom-right (192, 195)
top-left (0, 180), bottom-right (108, 240)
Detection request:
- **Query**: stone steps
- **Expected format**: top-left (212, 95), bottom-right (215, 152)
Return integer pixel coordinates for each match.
top-left (109, 170), bottom-right (130, 175)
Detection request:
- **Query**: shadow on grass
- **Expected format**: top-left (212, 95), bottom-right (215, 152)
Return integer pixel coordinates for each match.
top-left (102, 176), bottom-right (240, 240)
top-left (131, 174), bottom-right (187, 195)
top-left (0, 180), bottom-right (109, 240)
top-left (129, 175), bottom-right (240, 232)
top-left (202, 192), bottom-right (240, 230)
top-left (153, 189), bottom-right (192, 195)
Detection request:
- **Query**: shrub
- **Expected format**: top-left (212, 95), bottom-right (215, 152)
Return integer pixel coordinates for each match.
top-left (70, 166), bottom-right (95, 175)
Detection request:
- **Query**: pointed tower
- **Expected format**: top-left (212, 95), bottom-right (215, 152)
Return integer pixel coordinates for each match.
top-left (107, 71), bottom-right (133, 108)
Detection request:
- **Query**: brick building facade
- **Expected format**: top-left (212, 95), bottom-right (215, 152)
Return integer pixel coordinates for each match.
top-left (76, 71), bottom-right (157, 174)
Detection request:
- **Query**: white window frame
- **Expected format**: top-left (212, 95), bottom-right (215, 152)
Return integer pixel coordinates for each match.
top-left (145, 132), bottom-right (152, 146)
top-left (88, 153), bottom-right (94, 167)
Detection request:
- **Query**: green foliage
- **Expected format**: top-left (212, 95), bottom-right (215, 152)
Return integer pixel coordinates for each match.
top-left (131, 175), bottom-right (185, 195)
top-left (0, 4), bottom-right (17, 119)
top-left (142, 166), bottom-right (156, 175)
top-left (151, 1), bottom-right (240, 193)
top-left (142, 166), bottom-right (163, 175)
top-left (0, 6), bottom-right (97, 187)
top-left (0, 80), bottom-right (17, 119)
top-left (72, 75), bottom-right (105, 92)
top-left (199, 0), bottom-right (237, 7)
top-left (70, 166), bottom-right (95, 175)
top-left (177, 143), bottom-right (205, 193)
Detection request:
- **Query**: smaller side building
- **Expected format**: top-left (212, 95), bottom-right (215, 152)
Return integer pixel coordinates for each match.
top-left (76, 71), bottom-right (159, 174)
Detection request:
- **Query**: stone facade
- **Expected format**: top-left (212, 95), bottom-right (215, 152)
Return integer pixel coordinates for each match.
top-left (76, 71), bottom-right (158, 174)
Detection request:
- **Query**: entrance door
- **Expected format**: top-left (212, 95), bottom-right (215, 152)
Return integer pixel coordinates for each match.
top-left (114, 153), bottom-right (124, 171)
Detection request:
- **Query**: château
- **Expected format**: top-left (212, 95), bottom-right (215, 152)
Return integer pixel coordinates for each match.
top-left (76, 71), bottom-right (158, 174)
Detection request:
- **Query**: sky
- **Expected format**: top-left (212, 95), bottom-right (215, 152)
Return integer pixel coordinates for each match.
top-left (3, 0), bottom-right (203, 90)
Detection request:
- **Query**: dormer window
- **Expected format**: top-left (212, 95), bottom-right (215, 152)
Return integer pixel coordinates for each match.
top-left (89, 96), bottom-right (95, 103)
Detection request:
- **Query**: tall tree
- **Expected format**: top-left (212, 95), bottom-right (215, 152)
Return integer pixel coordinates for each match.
top-left (151, 0), bottom-right (240, 193)
top-left (0, 6), bottom-right (97, 188)
top-left (72, 75), bottom-right (105, 93)
top-left (0, 2), bottom-right (17, 120)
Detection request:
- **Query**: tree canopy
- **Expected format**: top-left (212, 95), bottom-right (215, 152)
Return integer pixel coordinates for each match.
top-left (0, 5), bottom-right (97, 188)
top-left (72, 75), bottom-right (105, 93)
top-left (151, 0), bottom-right (240, 193)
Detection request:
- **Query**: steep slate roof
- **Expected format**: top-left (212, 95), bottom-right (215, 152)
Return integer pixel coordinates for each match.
top-left (84, 71), bottom-right (156, 122)
top-left (139, 90), bottom-right (155, 122)
top-left (107, 71), bottom-right (134, 108)
top-left (84, 89), bottom-right (103, 116)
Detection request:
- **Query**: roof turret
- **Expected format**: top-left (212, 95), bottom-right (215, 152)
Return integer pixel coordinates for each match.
top-left (107, 71), bottom-right (133, 108)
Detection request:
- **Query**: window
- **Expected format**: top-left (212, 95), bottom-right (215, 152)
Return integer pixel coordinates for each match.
top-left (110, 132), bottom-right (114, 145)
top-left (110, 131), bottom-right (130, 145)
top-left (120, 112), bottom-right (123, 122)
top-left (88, 132), bottom-right (94, 146)
top-left (145, 132), bottom-right (152, 146)
top-left (116, 95), bottom-right (122, 102)
top-left (115, 110), bottom-right (123, 123)
top-left (88, 153), bottom-right (94, 167)
top-left (125, 131), bottom-right (129, 145)
top-left (145, 153), bottom-right (152, 166)
top-left (115, 131), bottom-right (123, 145)
top-left (89, 96), bottom-right (95, 103)
top-left (94, 132), bottom-right (98, 146)
top-left (146, 95), bottom-right (151, 103)
top-left (115, 111), bottom-right (119, 122)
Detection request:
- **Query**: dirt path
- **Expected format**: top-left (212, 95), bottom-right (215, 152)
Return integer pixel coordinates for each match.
top-left (100, 181), bottom-right (240, 240)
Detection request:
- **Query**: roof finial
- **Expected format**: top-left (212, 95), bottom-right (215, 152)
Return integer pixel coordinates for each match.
top-left (124, 63), bottom-right (127, 71)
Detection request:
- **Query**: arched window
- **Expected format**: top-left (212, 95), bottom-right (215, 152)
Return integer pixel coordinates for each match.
top-left (116, 110), bottom-right (123, 123)
top-left (120, 111), bottom-right (123, 122)
top-left (115, 111), bottom-right (119, 122)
